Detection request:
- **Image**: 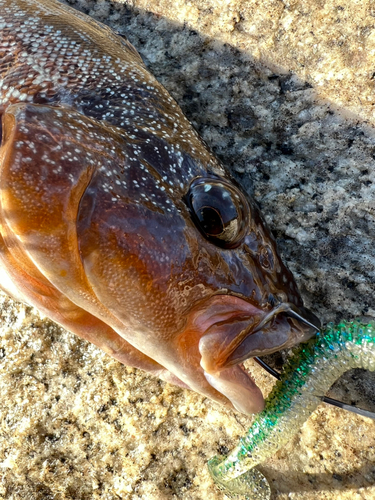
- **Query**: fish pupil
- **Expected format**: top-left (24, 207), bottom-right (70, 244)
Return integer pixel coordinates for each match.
top-left (185, 177), bottom-right (250, 248)
top-left (199, 206), bottom-right (224, 236)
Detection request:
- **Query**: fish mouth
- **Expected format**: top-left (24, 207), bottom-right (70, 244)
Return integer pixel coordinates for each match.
top-left (192, 295), bottom-right (320, 414)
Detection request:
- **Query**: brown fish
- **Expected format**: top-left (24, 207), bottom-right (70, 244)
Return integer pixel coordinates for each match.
top-left (0, 0), bottom-right (320, 415)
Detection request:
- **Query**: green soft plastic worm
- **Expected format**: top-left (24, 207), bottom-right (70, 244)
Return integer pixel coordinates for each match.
top-left (208, 320), bottom-right (375, 499)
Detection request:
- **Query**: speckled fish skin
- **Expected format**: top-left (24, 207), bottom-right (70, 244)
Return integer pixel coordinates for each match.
top-left (0, 0), bottom-right (320, 415)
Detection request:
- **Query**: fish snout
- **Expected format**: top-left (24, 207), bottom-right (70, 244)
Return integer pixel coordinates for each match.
top-left (196, 298), bottom-right (320, 414)
top-left (284, 303), bottom-right (321, 338)
top-left (199, 301), bottom-right (320, 372)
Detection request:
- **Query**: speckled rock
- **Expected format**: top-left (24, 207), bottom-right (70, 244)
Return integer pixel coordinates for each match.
top-left (1, 0), bottom-right (375, 499)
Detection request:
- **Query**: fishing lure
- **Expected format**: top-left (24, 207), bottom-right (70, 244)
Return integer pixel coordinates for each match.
top-left (208, 320), bottom-right (375, 499)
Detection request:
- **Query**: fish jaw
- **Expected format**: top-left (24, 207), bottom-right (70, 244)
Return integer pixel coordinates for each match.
top-left (176, 294), bottom-right (319, 414)
top-left (203, 366), bottom-right (264, 414)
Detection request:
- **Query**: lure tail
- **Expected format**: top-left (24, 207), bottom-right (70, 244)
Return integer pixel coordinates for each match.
top-left (208, 320), bottom-right (375, 499)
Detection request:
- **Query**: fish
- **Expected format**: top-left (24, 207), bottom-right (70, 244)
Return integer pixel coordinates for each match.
top-left (0, 0), bottom-right (320, 416)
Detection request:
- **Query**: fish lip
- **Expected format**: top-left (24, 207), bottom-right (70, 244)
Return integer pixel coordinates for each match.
top-left (188, 294), bottom-right (263, 336)
top-left (283, 303), bottom-right (321, 333)
top-left (193, 295), bottom-right (320, 414)
top-left (221, 304), bottom-right (321, 369)
top-left (198, 298), bottom-right (320, 374)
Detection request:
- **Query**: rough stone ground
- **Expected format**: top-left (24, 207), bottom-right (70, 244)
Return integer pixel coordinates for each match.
top-left (1, 0), bottom-right (375, 499)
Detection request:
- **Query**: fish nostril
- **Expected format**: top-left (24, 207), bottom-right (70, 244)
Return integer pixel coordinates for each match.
top-left (267, 294), bottom-right (277, 307)
top-left (259, 245), bottom-right (274, 272)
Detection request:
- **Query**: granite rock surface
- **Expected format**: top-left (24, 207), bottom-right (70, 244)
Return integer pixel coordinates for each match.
top-left (1, 0), bottom-right (375, 499)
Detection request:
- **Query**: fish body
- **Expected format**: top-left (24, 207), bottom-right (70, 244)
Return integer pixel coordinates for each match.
top-left (0, 0), bottom-right (319, 415)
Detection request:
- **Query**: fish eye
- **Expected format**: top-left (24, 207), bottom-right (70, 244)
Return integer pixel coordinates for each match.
top-left (185, 177), bottom-right (250, 248)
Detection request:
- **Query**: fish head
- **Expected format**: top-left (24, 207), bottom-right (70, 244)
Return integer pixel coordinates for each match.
top-left (0, 0), bottom-right (320, 415)
top-left (164, 173), bottom-right (320, 413)
top-left (73, 120), bottom-right (320, 414)
top-left (0, 102), bottom-right (320, 415)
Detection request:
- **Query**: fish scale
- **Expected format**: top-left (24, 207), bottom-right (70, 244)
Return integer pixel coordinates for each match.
top-left (0, 0), bottom-right (219, 182)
